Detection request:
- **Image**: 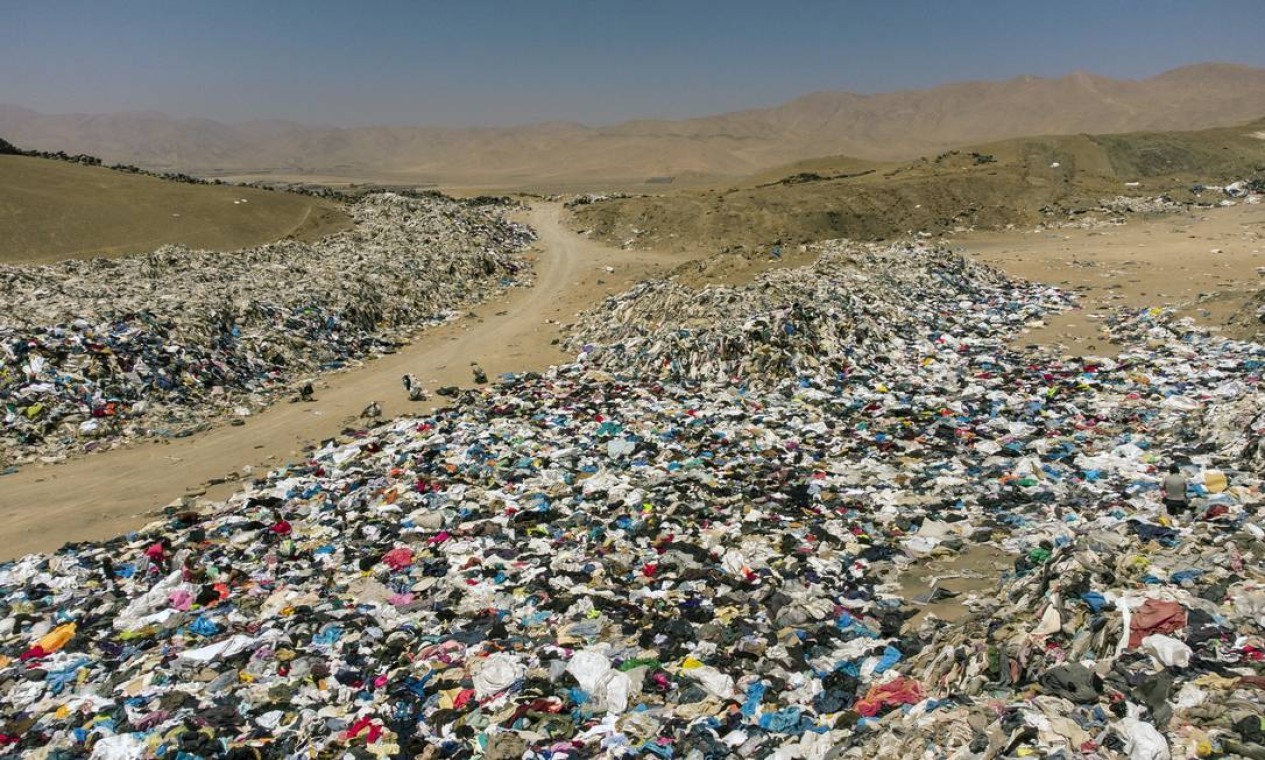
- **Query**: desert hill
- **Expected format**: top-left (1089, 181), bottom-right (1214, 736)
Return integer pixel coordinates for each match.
top-left (1, 63), bottom-right (1262, 188)
top-left (568, 118), bottom-right (1265, 253)
top-left (0, 152), bottom-right (349, 264)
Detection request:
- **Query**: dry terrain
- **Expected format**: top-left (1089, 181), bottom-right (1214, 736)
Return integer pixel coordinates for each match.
top-left (959, 202), bottom-right (1265, 355)
top-left (2, 117), bottom-right (1263, 561)
top-left (571, 119), bottom-right (1265, 253)
top-left (0, 155), bottom-right (349, 263)
top-left (2, 63), bottom-right (1262, 188)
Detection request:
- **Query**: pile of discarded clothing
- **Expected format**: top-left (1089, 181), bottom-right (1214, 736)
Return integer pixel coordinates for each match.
top-left (1097, 196), bottom-right (1187, 215)
top-left (0, 193), bottom-right (535, 467)
top-left (567, 241), bottom-right (1072, 386)
top-left (0, 244), bottom-right (1261, 758)
top-left (843, 519), bottom-right (1265, 759)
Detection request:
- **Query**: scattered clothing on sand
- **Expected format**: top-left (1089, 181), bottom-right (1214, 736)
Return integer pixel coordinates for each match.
top-left (2, 237), bottom-right (1263, 758)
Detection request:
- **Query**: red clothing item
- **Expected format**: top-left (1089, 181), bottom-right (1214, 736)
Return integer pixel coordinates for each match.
top-left (381, 547), bottom-right (414, 571)
top-left (855, 676), bottom-right (925, 717)
top-left (343, 716), bottom-right (383, 743)
top-left (1129, 599), bottom-right (1187, 648)
top-left (18, 645), bottom-right (47, 661)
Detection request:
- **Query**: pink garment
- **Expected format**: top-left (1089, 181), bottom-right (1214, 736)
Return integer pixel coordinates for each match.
top-left (168, 589), bottom-right (193, 611)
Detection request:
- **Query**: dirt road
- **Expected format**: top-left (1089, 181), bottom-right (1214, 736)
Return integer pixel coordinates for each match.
top-left (0, 204), bottom-right (691, 559)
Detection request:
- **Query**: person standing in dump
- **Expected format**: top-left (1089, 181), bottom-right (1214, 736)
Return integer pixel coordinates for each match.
top-left (771, 240), bottom-right (783, 260)
top-left (1161, 464), bottom-right (1189, 518)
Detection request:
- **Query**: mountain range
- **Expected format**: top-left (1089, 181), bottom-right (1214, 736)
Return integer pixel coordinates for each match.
top-left (2, 63), bottom-right (1263, 187)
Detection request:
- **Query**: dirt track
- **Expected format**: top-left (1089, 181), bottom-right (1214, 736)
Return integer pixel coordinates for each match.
top-left (0, 204), bottom-right (690, 560)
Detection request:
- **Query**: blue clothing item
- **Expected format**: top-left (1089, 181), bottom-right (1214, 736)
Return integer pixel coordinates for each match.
top-left (401, 672), bottom-right (434, 698)
top-left (759, 707), bottom-right (821, 734)
top-left (872, 645), bottom-right (903, 675)
top-left (837, 615), bottom-right (880, 638)
top-left (312, 625), bottom-right (343, 647)
top-left (741, 681), bottom-right (766, 717)
top-left (188, 615), bottom-right (220, 637)
top-left (523, 611), bottom-right (552, 627)
top-left (835, 661), bottom-right (862, 679)
top-left (1080, 592), bottom-right (1107, 612)
top-left (1127, 520), bottom-right (1180, 547)
top-left (47, 658), bottom-right (90, 695)
top-left (1170, 569), bottom-right (1203, 584)
top-left (759, 707), bottom-right (802, 733)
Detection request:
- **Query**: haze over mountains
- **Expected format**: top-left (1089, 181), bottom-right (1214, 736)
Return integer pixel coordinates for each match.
top-left (2, 63), bottom-right (1263, 187)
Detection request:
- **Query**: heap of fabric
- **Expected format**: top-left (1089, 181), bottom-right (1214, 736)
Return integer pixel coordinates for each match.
top-left (568, 241), bottom-right (1072, 386)
top-left (0, 193), bottom-right (535, 466)
top-left (0, 245), bottom-right (1262, 758)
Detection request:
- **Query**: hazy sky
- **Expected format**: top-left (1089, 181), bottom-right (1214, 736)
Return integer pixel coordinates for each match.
top-left (4, 1), bottom-right (1263, 127)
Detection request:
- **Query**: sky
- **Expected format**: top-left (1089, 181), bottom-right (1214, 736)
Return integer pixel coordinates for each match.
top-left (3, 1), bottom-right (1263, 127)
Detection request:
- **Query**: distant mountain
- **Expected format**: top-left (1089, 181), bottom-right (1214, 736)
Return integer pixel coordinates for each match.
top-left (2, 63), bottom-right (1263, 187)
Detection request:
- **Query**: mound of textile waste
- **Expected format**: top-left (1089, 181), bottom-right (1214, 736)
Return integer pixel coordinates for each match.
top-left (1, 246), bottom-right (1263, 759)
top-left (568, 242), bottom-right (1071, 386)
top-left (0, 193), bottom-right (535, 466)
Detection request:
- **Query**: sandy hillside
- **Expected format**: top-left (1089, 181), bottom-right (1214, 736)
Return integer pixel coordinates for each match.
top-left (570, 119), bottom-right (1265, 253)
top-left (0, 155), bottom-right (349, 263)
